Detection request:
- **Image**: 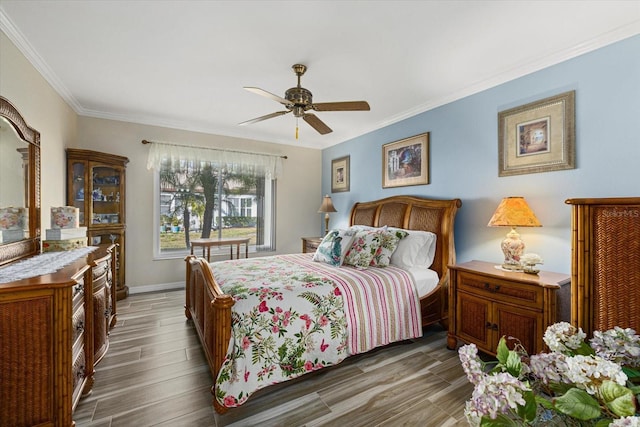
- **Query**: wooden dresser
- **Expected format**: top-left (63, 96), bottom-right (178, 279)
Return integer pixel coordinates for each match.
top-left (566, 197), bottom-right (640, 336)
top-left (0, 245), bottom-right (116, 427)
top-left (447, 260), bottom-right (570, 355)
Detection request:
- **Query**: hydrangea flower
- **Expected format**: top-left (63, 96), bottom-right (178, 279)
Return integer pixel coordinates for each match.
top-left (561, 354), bottom-right (627, 395)
top-left (611, 416), bottom-right (640, 427)
top-left (591, 326), bottom-right (640, 368)
top-left (463, 372), bottom-right (529, 422)
top-left (529, 352), bottom-right (571, 385)
top-left (459, 343), bottom-right (484, 385)
top-left (461, 322), bottom-right (640, 426)
top-left (543, 321), bottom-right (586, 353)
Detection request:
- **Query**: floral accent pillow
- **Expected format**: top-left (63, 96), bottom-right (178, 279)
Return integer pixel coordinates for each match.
top-left (370, 229), bottom-right (408, 267)
top-left (312, 229), bottom-right (356, 266)
top-left (343, 229), bottom-right (384, 269)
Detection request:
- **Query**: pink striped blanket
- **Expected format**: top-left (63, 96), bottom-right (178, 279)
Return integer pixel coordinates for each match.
top-left (210, 253), bottom-right (422, 408)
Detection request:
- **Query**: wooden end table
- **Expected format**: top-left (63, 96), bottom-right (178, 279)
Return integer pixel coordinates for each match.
top-left (190, 237), bottom-right (251, 261)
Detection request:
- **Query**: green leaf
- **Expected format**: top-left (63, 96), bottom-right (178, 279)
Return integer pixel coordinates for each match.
top-left (505, 350), bottom-right (522, 377)
top-left (535, 394), bottom-right (554, 409)
top-left (516, 390), bottom-right (537, 422)
top-left (575, 341), bottom-right (595, 356)
top-left (599, 380), bottom-right (636, 417)
top-left (622, 366), bottom-right (640, 379)
top-left (548, 381), bottom-right (573, 395)
top-left (553, 388), bottom-right (601, 420)
top-left (479, 414), bottom-right (518, 427)
top-left (594, 420), bottom-right (613, 427)
top-left (496, 336), bottom-right (510, 365)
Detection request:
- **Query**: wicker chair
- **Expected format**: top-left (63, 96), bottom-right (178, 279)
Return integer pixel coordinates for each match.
top-left (566, 197), bottom-right (640, 336)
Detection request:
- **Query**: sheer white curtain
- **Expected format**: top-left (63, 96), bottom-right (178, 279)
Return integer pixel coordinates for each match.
top-left (146, 141), bottom-right (284, 179)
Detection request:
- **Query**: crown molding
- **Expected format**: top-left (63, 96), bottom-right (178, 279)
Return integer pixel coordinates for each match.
top-left (0, 8), bottom-right (83, 113)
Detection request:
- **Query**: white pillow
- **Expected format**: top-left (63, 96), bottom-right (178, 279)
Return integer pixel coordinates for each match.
top-left (388, 228), bottom-right (437, 269)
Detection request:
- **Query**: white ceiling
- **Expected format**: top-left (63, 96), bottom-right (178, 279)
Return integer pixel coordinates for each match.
top-left (1, 1), bottom-right (639, 149)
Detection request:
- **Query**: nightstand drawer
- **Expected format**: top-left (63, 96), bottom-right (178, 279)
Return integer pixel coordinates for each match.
top-left (458, 271), bottom-right (543, 309)
top-left (301, 237), bottom-right (322, 254)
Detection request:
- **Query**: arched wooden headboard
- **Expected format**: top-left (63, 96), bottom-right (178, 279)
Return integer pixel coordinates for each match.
top-left (350, 195), bottom-right (462, 280)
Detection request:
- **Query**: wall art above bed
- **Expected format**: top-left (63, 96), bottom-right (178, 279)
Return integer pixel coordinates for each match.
top-left (382, 132), bottom-right (429, 188)
top-left (331, 155), bottom-right (350, 193)
top-left (498, 91), bottom-right (575, 177)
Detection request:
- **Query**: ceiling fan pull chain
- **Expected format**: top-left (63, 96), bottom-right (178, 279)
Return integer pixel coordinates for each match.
top-left (295, 118), bottom-right (299, 139)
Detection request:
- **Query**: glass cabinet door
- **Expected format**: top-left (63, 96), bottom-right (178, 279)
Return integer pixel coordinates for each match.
top-left (70, 161), bottom-right (87, 226)
top-left (91, 165), bottom-right (123, 226)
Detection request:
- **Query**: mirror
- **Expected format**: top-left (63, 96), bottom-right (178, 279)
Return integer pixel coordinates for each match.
top-left (0, 97), bottom-right (41, 266)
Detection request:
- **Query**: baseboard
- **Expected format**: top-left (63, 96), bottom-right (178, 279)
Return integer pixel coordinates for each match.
top-left (128, 281), bottom-right (184, 294)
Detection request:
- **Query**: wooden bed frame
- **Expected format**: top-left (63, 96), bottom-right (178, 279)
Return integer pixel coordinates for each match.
top-left (185, 195), bottom-right (461, 413)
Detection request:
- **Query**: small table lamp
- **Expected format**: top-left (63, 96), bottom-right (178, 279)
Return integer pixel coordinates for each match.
top-left (488, 196), bottom-right (542, 270)
top-left (317, 194), bottom-right (337, 235)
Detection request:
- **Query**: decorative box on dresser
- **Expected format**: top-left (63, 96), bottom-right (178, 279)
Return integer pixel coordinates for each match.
top-left (301, 236), bottom-right (323, 253)
top-left (447, 260), bottom-right (570, 355)
top-left (0, 245), bottom-right (115, 427)
top-left (67, 148), bottom-right (129, 300)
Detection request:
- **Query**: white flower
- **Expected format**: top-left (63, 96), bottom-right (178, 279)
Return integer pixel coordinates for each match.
top-left (561, 354), bottom-right (628, 395)
top-left (611, 416), bottom-right (640, 426)
top-left (464, 372), bottom-right (528, 422)
top-left (544, 322), bottom-right (586, 353)
top-left (591, 326), bottom-right (640, 368)
top-left (520, 253), bottom-right (543, 265)
top-left (529, 352), bottom-right (571, 385)
top-left (458, 344), bottom-right (484, 385)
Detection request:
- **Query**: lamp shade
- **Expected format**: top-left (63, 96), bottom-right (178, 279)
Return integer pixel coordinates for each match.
top-left (317, 195), bottom-right (337, 213)
top-left (487, 197), bottom-right (541, 227)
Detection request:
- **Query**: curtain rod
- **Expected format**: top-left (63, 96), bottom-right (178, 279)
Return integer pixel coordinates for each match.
top-left (141, 139), bottom-right (287, 159)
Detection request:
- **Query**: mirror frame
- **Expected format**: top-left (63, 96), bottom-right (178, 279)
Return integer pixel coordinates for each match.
top-left (0, 96), bottom-right (41, 266)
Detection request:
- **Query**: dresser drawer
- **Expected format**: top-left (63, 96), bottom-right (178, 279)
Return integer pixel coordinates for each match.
top-left (72, 280), bottom-right (85, 310)
top-left (457, 271), bottom-right (543, 309)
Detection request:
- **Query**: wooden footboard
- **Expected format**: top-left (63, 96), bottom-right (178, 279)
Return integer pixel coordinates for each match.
top-left (184, 255), bottom-right (233, 414)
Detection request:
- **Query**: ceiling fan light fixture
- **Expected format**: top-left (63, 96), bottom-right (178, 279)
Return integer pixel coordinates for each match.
top-left (240, 63), bottom-right (370, 136)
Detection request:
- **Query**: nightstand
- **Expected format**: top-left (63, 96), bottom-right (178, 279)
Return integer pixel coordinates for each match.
top-left (447, 260), bottom-right (570, 355)
top-left (301, 236), bottom-right (323, 253)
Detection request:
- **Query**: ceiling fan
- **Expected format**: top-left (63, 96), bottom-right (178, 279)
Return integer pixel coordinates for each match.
top-left (239, 64), bottom-right (370, 136)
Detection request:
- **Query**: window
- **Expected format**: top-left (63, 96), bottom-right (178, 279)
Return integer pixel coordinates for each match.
top-left (155, 159), bottom-right (276, 257)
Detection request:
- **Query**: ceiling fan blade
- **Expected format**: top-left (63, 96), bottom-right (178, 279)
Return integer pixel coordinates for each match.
top-left (303, 113), bottom-right (332, 135)
top-left (312, 101), bottom-right (370, 112)
top-left (244, 87), bottom-right (292, 106)
top-left (238, 110), bottom-right (290, 126)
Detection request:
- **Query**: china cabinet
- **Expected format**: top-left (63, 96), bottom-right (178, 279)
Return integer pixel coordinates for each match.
top-left (67, 149), bottom-right (129, 299)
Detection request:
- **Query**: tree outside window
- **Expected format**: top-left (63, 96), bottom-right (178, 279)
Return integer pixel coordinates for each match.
top-left (157, 159), bottom-right (275, 256)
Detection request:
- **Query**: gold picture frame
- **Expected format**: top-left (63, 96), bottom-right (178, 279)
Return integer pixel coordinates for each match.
top-left (498, 91), bottom-right (575, 177)
top-left (331, 155), bottom-right (350, 193)
top-left (382, 132), bottom-right (429, 188)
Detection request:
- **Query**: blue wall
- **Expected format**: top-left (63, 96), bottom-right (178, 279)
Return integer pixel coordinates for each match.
top-left (321, 35), bottom-right (640, 274)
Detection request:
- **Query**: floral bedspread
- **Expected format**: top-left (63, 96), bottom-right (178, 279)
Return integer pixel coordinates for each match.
top-left (211, 253), bottom-right (421, 408)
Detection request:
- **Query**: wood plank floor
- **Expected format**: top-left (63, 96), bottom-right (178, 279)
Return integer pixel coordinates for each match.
top-left (74, 290), bottom-right (473, 426)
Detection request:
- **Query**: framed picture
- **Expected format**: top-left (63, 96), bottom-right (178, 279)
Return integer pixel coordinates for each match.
top-left (331, 155), bottom-right (350, 193)
top-left (498, 91), bottom-right (575, 177)
top-left (382, 132), bottom-right (429, 188)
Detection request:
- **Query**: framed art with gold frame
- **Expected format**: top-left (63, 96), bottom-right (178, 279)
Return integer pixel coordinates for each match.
top-left (498, 91), bottom-right (575, 177)
top-left (331, 155), bottom-right (350, 193)
top-left (382, 132), bottom-right (429, 188)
